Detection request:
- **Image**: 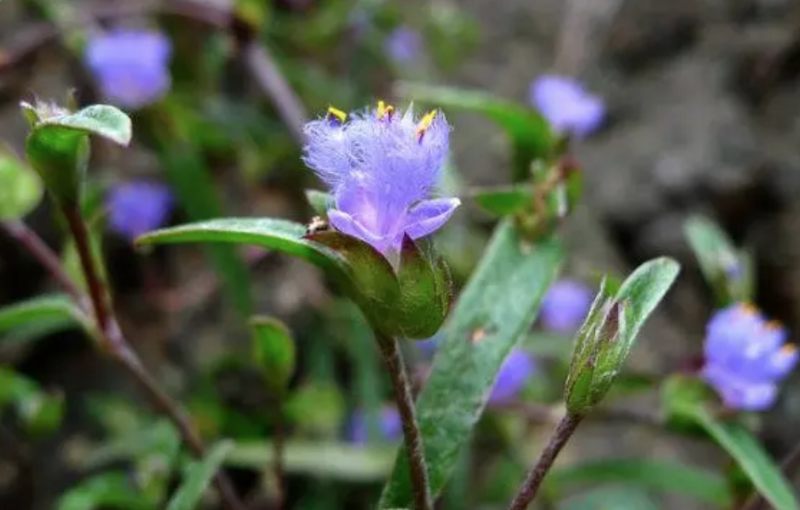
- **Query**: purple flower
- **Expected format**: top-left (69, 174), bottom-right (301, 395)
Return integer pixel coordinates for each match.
top-left (489, 349), bottom-right (537, 403)
top-left (701, 303), bottom-right (798, 411)
top-left (348, 405), bottom-right (402, 444)
top-left (529, 75), bottom-right (605, 138)
top-left (106, 181), bottom-right (173, 242)
top-left (302, 102), bottom-right (459, 254)
top-left (384, 27), bottom-right (422, 63)
top-left (540, 279), bottom-right (593, 335)
top-left (85, 29), bottom-right (172, 110)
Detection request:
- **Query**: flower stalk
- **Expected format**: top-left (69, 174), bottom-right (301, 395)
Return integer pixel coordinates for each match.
top-left (506, 413), bottom-right (584, 510)
top-left (376, 334), bottom-right (433, 510)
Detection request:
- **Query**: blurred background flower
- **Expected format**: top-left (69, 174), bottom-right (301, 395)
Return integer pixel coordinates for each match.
top-left (701, 304), bottom-right (798, 411)
top-left (106, 181), bottom-right (174, 242)
top-left (85, 29), bottom-right (172, 110)
top-left (529, 74), bottom-right (605, 138)
top-left (540, 279), bottom-right (593, 335)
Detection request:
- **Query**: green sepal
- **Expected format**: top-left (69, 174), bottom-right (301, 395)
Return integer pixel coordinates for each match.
top-left (393, 235), bottom-right (453, 339)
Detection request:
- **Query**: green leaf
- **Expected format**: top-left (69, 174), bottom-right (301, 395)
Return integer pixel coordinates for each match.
top-left (56, 471), bottom-right (151, 510)
top-left (0, 147), bottom-right (44, 219)
top-left (695, 416), bottom-right (798, 510)
top-left (548, 458), bottom-right (733, 507)
top-left (155, 143), bottom-right (253, 317)
top-left (226, 440), bottom-right (396, 482)
top-left (24, 103), bottom-right (131, 204)
top-left (0, 294), bottom-right (89, 342)
top-left (380, 220), bottom-right (563, 508)
top-left (684, 215), bottom-right (751, 304)
top-left (137, 218), bottom-right (345, 274)
top-left (167, 441), bottom-right (233, 510)
top-left (662, 376), bottom-right (799, 510)
top-left (138, 218), bottom-right (438, 339)
top-left (250, 316), bottom-right (296, 392)
top-left (395, 82), bottom-right (554, 182)
top-left (470, 184), bottom-right (533, 216)
top-left (0, 368), bottom-right (65, 436)
top-left (559, 486), bottom-right (660, 510)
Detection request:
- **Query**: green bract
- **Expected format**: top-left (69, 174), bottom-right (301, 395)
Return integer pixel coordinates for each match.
top-left (565, 258), bottom-right (680, 416)
top-left (21, 102), bottom-right (131, 205)
top-left (136, 218), bottom-right (453, 340)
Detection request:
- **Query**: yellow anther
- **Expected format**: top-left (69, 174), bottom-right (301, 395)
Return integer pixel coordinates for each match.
top-left (377, 100), bottom-right (395, 119)
top-left (781, 344), bottom-right (797, 355)
top-left (415, 110), bottom-right (438, 140)
top-left (327, 106), bottom-right (347, 123)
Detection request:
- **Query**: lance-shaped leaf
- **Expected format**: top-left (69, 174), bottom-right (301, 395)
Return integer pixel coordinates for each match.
top-left (662, 375), bottom-right (799, 510)
top-left (395, 82), bottom-right (555, 182)
top-left (23, 103), bottom-right (131, 204)
top-left (167, 441), bottom-right (234, 510)
top-left (565, 258), bottom-right (680, 415)
top-left (380, 220), bottom-right (563, 508)
top-left (684, 215), bottom-right (752, 305)
top-left (0, 294), bottom-right (91, 346)
top-left (250, 316), bottom-right (296, 393)
top-left (138, 218), bottom-right (451, 340)
top-left (470, 184), bottom-right (534, 217)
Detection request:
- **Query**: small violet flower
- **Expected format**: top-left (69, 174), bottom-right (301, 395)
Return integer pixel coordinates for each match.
top-left (489, 349), bottom-right (537, 404)
top-left (348, 405), bottom-right (402, 444)
top-left (106, 181), bottom-right (173, 242)
top-left (85, 29), bottom-right (172, 110)
top-left (529, 74), bottom-right (605, 138)
top-left (540, 279), bottom-right (593, 335)
top-left (702, 303), bottom-right (798, 411)
top-left (384, 26), bottom-right (422, 63)
top-left (302, 102), bottom-right (459, 254)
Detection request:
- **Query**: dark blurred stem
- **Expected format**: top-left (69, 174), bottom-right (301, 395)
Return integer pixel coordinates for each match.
top-left (62, 206), bottom-right (111, 333)
top-left (272, 394), bottom-right (286, 510)
top-left (1, 220), bottom-right (83, 304)
top-left (740, 439), bottom-right (800, 510)
top-left (376, 335), bottom-right (433, 510)
top-left (58, 204), bottom-right (245, 510)
top-left (507, 413), bottom-right (584, 510)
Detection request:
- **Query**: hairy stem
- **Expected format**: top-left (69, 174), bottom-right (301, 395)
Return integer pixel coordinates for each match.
top-left (377, 335), bottom-right (433, 510)
top-left (30, 210), bottom-right (246, 510)
top-left (507, 413), bottom-right (584, 510)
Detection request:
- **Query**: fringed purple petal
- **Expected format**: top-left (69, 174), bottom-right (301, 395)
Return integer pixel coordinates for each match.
top-left (302, 103), bottom-right (456, 254)
top-left (404, 198), bottom-right (461, 239)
